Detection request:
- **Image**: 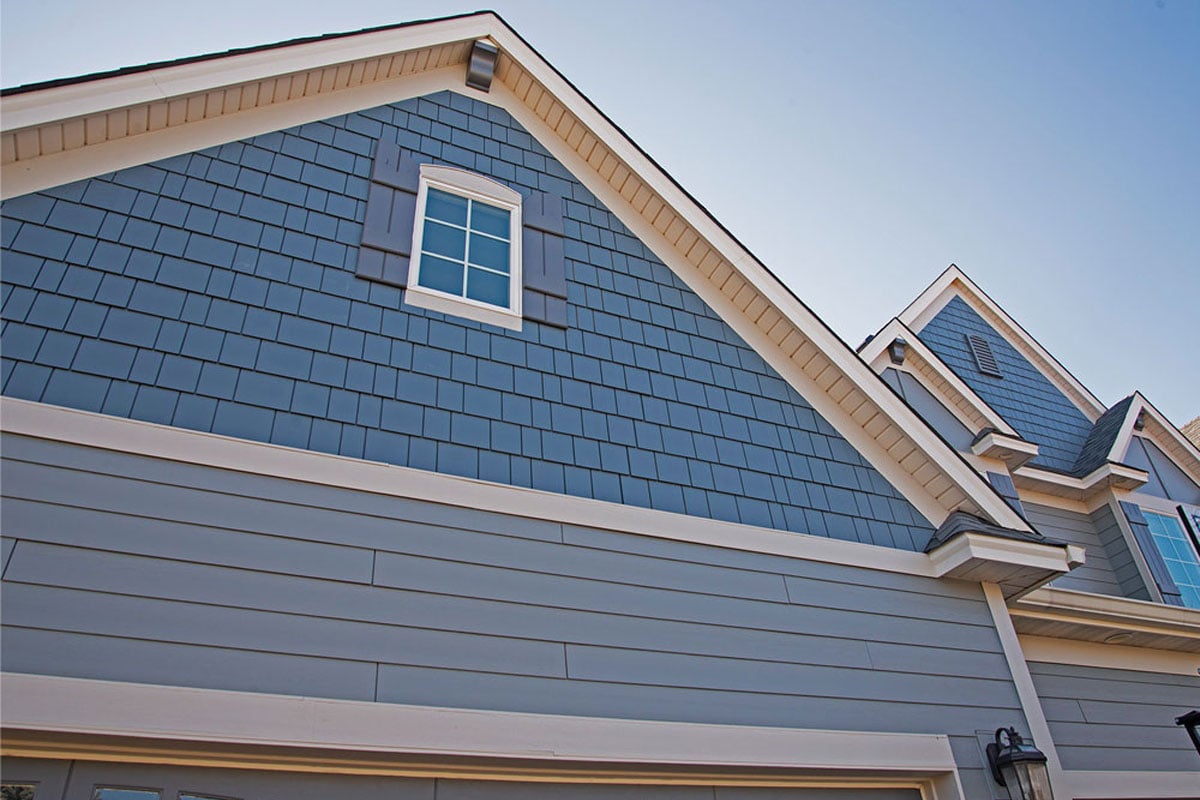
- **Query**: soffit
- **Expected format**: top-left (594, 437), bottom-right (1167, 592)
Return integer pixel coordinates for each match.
top-left (0, 14), bottom-right (1031, 531)
top-left (1011, 586), bottom-right (1200, 654)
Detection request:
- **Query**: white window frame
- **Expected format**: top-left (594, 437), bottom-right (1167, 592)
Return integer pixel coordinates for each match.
top-left (404, 164), bottom-right (523, 331)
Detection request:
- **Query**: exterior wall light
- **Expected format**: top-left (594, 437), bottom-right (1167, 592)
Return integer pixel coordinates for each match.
top-left (1177, 710), bottom-right (1200, 754)
top-left (888, 337), bottom-right (908, 365)
top-left (986, 727), bottom-right (1054, 800)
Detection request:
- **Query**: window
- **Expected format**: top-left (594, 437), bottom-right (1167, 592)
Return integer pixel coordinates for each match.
top-left (92, 790), bottom-right (160, 800)
top-left (2, 785), bottom-right (37, 800)
top-left (404, 164), bottom-right (523, 330)
top-left (1144, 508), bottom-right (1200, 609)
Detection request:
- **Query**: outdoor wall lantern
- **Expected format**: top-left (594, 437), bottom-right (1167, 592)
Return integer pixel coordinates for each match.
top-left (986, 727), bottom-right (1054, 800)
top-left (1177, 710), bottom-right (1200, 754)
top-left (888, 337), bottom-right (908, 365)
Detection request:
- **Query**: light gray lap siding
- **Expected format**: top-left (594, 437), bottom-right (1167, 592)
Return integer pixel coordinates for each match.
top-left (0, 433), bottom-right (1021, 798)
top-left (1028, 660), bottom-right (1200, 772)
top-left (1026, 502), bottom-right (1124, 596)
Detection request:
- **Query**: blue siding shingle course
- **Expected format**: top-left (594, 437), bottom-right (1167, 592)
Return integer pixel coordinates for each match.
top-left (2, 91), bottom-right (932, 549)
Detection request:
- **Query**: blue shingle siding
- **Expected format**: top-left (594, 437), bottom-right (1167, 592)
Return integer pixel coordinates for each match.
top-left (917, 296), bottom-right (1093, 471)
top-left (0, 91), bottom-right (931, 549)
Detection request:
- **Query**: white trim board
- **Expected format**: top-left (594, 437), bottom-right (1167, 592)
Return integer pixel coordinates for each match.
top-left (1065, 770), bottom-right (1200, 799)
top-left (0, 673), bottom-right (965, 790)
top-left (0, 396), bottom-right (933, 578)
top-left (982, 582), bottom-right (1069, 793)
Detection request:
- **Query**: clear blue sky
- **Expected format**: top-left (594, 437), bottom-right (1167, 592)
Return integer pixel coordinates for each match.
top-left (3, 0), bottom-right (1197, 425)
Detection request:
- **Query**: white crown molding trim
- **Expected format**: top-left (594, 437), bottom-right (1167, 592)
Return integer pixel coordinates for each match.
top-left (0, 397), bottom-right (936, 578)
top-left (0, 672), bottom-right (964, 792)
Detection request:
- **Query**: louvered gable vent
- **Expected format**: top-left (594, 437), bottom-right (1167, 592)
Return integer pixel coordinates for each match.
top-left (967, 334), bottom-right (1002, 377)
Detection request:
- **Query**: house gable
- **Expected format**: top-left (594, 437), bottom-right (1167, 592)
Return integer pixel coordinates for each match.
top-left (0, 13), bottom-right (1032, 534)
top-left (2, 90), bottom-right (939, 550)
top-left (916, 294), bottom-right (1095, 473)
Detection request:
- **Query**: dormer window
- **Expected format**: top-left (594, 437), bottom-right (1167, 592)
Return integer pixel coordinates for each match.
top-left (405, 165), bottom-right (523, 330)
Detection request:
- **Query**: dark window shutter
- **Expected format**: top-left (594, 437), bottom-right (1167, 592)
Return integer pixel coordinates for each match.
top-left (521, 191), bottom-right (567, 328)
top-left (1120, 501), bottom-right (1184, 606)
top-left (357, 142), bottom-right (420, 288)
top-left (986, 471), bottom-right (1026, 518)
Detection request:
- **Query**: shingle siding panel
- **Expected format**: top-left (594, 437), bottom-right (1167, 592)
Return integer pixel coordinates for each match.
top-left (917, 296), bottom-right (1094, 471)
top-left (1, 91), bottom-right (931, 549)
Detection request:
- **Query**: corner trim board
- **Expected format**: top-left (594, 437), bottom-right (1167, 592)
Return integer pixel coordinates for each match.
top-left (981, 582), bottom-right (1069, 793)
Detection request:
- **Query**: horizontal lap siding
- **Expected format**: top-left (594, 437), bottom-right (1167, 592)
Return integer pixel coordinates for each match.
top-left (0, 434), bottom-right (1017, 797)
top-left (1029, 660), bottom-right (1200, 771)
top-left (1027, 503), bottom-right (1124, 597)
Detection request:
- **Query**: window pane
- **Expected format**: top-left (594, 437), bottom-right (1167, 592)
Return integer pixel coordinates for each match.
top-left (470, 202), bottom-right (510, 238)
top-left (425, 189), bottom-right (468, 226)
top-left (422, 220), bottom-right (465, 260)
top-left (466, 267), bottom-right (509, 307)
top-left (418, 254), bottom-right (465, 296)
top-left (1145, 510), bottom-right (1200, 610)
top-left (2, 785), bottom-right (37, 800)
top-left (468, 234), bottom-right (509, 273)
top-left (93, 790), bottom-right (161, 800)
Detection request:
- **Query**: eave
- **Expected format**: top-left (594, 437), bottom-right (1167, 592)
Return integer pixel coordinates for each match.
top-left (1011, 586), bottom-right (1200, 654)
top-left (1012, 462), bottom-right (1149, 502)
top-left (0, 13), bottom-right (1032, 533)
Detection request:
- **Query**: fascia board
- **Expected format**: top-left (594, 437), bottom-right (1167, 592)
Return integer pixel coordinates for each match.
top-left (897, 267), bottom-right (1107, 421)
top-left (0, 15), bottom-right (498, 132)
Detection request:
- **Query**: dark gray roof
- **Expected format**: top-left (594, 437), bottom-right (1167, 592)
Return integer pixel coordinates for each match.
top-left (1071, 395), bottom-right (1135, 476)
top-left (923, 510), bottom-right (1051, 553)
